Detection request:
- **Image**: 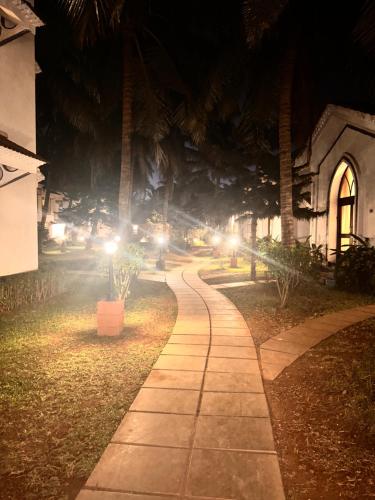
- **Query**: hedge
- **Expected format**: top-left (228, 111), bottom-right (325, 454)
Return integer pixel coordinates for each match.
top-left (0, 269), bottom-right (67, 313)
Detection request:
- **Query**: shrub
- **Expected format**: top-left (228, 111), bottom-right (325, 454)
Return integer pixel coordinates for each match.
top-left (259, 237), bottom-right (323, 307)
top-left (0, 268), bottom-right (67, 313)
top-left (334, 236), bottom-right (375, 294)
top-left (100, 243), bottom-right (145, 302)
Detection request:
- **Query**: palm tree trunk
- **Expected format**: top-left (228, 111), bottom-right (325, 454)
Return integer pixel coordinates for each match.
top-left (279, 38), bottom-right (297, 247)
top-left (250, 216), bottom-right (257, 280)
top-left (162, 171), bottom-right (174, 228)
top-left (118, 32), bottom-right (134, 238)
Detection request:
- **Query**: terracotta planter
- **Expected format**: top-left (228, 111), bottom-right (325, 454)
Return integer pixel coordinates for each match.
top-left (97, 300), bottom-right (124, 337)
top-left (212, 247), bottom-right (220, 258)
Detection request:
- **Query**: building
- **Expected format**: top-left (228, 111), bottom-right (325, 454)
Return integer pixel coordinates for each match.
top-left (0, 0), bottom-right (45, 276)
top-left (296, 105), bottom-right (375, 261)
top-left (230, 105), bottom-right (375, 262)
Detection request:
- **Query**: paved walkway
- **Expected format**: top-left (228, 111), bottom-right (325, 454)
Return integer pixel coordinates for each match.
top-left (77, 265), bottom-right (285, 500)
top-left (211, 280), bottom-right (270, 290)
top-left (261, 304), bottom-right (375, 380)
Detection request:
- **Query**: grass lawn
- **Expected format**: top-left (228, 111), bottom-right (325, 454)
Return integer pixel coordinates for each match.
top-left (199, 256), bottom-right (268, 280)
top-left (0, 277), bottom-right (176, 500)
top-left (209, 279), bottom-right (374, 346)
top-left (266, 318), bottom-right (375, 499)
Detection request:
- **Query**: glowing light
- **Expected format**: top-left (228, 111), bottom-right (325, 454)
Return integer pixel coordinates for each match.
top-left (228, 235), bottom-right (240, 248)
top-left (77, 235), bottom-right (85, 243)
top-left (155, 234), bottom-right (166, 246)
top-left (50, 223), bottom-right (65, 241)
top-left (132, 224), bottom-right (139, 235)
top-left (104, 241), bottom-right (118, 255)
top-left (114, 235), bottom-right (121, 242)
top-left (212, 234), bottom-right (221, 246)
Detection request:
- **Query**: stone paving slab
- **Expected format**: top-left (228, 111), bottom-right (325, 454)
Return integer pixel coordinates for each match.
top-left (143, 369), bottom-right (203, 390)
top-left (112, 412), bottom-right (195, 447)
top-left (78, 263), bottom-right (284, 500)
top-left (186, 449), bottom-right (285, 499)
top-left (194, 415), bottom-right (275, 451)
top-left (130, 387), bottom-right (200, 414)
top-left (261, 305), bottom-right (375, 381)
top-left (85, 444), bottom-right (188, 494)
top-left (200, 391), bottom-right (269, 417)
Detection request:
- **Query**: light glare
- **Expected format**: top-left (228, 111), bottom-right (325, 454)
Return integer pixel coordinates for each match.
top-left (104, 241), bottom-right (118, 255)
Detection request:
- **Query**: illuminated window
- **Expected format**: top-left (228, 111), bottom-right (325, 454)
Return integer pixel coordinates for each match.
top-left (337, 164), bottom-right (356, 252)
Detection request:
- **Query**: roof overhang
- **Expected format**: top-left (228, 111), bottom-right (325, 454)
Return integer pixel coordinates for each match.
top-left (0, 135), bottom-right (45, 188)
top-left (0, 0), bottom-right (43, 45)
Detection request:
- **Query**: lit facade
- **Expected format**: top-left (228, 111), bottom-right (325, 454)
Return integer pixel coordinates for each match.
top-left (296, 105), bottom-right (375, 261)
top-left (0, 0), bottom-right (44, 276)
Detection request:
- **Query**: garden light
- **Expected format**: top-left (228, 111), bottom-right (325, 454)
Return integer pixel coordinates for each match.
top-left (228, 235), bottom-right (240, 248)
top-left (156, 234), bottom-right (166, 246)
top-left (228, 235), bottom-right (240, 268)
top-left (212, 234), bottom-right (221, 246)
top-left (104, 240), bottom-right (118, 255)
top-left (155, 234), bottom-right (167, 270)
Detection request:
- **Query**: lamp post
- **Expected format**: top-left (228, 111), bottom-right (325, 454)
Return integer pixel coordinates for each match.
top-left (155, 234), bottom-right (166, 270)
top-left (104, 240), bottom-right (118, 300)
top-left (212, 234), bottom-right (221, 258)
top-left (229, 235), bottom-right (239, 268)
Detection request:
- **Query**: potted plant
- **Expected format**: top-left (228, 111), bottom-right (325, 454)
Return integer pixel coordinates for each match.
top-left (97, 241), bottom-right (144, 336)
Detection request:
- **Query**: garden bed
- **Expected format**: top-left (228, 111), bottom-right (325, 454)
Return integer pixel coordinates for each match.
top-left (265, 318), bottom-right (375, 499)
top-left (0, 277), bottom-right (176, 499)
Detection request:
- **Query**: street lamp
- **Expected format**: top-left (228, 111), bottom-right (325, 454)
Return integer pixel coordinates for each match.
top-left (212, 234), bottom-right (222, 258)
top-left (155, 234), bottom-right (166, 270)
top-left (228, 235), bottom-right (240, 268)
top-left (104, 240), bottom-right (118, 300)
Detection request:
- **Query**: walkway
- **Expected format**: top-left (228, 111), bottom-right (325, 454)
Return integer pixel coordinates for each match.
top-left (261, 304), bottom-right (375, 380)
top-left (77, 265), bottom-right (285, 500)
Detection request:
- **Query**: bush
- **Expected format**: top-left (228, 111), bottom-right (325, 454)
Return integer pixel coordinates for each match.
top-left (100, 243), bottom-right (145, 302)
top-left (259, 237), bottom-right (323, 307)
top-left (335, 237), bottom-right (375, 294)
top-left (0, 268), bottom-right (67, 313)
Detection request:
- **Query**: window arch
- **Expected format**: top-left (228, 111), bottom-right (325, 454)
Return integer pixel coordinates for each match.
top-left (328, 159), bottom-right (357, 258)
top-left (337, 164), bottom-right (356, 251)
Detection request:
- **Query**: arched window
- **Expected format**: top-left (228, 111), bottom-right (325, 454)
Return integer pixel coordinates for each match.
top-left (328, 160), bottom-right (357, 259)
top-left (337, 165), bottom-right (356, 251)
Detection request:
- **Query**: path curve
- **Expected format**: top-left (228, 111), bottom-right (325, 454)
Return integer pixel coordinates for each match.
top-left (77, 264), bottom-right (285, 500)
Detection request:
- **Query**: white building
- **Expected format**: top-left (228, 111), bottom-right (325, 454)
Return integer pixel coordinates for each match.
top-left (296, 105), bottom-right (375, 261)
top-left (0, 0), bottom-right (45, 276)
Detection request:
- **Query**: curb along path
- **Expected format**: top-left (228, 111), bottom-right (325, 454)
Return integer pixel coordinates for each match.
top-left (77, 265), bottom-right (285, 500)
top-left (260, 304), bottom-right (375, 381)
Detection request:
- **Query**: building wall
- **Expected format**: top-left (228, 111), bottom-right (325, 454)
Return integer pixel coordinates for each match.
top-left (301, 106), bottom-right (375, 260)
top-left (0, 32), bottom-right (39, 276)
top-left (238, 216), bottom-right (310, 243)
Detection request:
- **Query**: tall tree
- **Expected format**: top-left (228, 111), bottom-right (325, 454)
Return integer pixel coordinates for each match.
top-left (58, 0), bottom-right (184, 237)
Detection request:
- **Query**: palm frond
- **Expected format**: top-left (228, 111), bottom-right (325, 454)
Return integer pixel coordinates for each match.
top-left (243, 0), bottom-right (288, 47)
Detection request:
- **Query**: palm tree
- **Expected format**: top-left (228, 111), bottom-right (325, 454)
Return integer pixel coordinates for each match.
top-left (243, 0), bottom-right (295, 246)
top-left (58, 0), bottom-right (183, 237)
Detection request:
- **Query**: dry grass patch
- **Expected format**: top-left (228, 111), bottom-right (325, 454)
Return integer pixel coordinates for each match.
top-left (266, 319), bottom-right (375, 499)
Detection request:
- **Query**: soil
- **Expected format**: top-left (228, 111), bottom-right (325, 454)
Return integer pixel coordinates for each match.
top-left (265, 319), bottom-right (375, 499)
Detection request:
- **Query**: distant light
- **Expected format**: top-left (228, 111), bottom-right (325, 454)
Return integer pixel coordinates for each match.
top-left (104, 241), bottom-right (118, 255)
top-left (51, 223), bottom-right (65, 241)
top-left (114, 235), bottom-right (121, 242)
top-left (155, 234), bottom-right (166, 246)
top-left (212, 234), bottom-right (221, 246)
top-left (132, 224), bottom-right (139, 235)
top-left (77, 235), bottom-right (85, 243)
top-left (228, 235), bottom-right (240, 248)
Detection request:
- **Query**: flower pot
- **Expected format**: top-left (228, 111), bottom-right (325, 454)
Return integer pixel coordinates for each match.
top-left (97, 300), bottom-right (124, 337)
top-left (212, 247), bottom-right (220, 258)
